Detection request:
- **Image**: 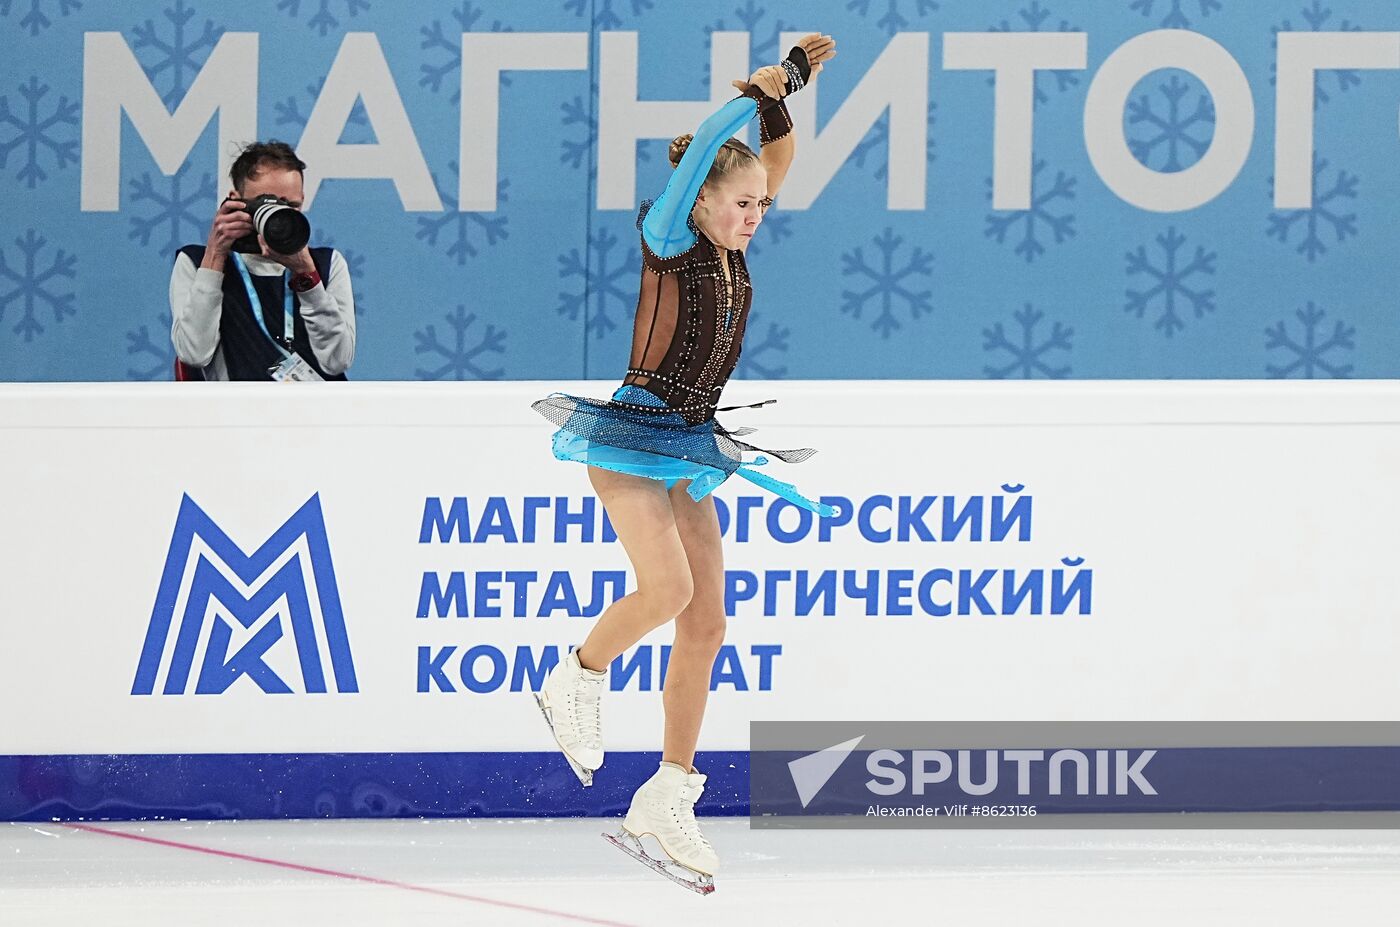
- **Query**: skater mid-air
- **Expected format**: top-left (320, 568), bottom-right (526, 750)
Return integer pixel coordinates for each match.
top-left (532, 33), bottom-right (838, 894)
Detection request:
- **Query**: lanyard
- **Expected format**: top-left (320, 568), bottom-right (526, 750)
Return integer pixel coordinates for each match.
top-left (230, 253), bottom-right (294, 357)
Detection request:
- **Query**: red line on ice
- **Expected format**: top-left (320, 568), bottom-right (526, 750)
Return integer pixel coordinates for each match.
top-left (63, 822), bottom-right (638, 926)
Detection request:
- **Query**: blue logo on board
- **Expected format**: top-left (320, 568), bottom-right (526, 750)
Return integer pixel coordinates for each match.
top-left (131, 494), bottom-right (358, 695)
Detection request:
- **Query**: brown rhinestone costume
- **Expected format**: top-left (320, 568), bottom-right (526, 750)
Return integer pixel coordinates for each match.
top-left (532, 85), bottom-right (831, 515)
top-left (618, 212), bottom-right (753, 425)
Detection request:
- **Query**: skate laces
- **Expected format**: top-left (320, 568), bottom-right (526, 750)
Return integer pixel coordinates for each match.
top-left (671, 782), bottom-right (713, 855)
top-left (573, 673), bottom-right (603, 748)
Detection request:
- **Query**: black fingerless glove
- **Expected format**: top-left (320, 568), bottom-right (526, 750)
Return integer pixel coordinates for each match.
top-left (746, 45), bottom-right (811, 145)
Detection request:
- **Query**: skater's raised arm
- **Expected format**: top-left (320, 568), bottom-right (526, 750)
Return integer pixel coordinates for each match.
top-left (731, 33), bottom-right (837, 208)
top-left (641, 34), bottom-right (835, 259)
top-left (640, 96), bottom-right (760, 259)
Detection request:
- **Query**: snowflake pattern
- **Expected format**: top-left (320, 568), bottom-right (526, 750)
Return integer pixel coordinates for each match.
top-left (0, 229), bottom-right (76, 342)
top-left (276, 0), bottom-right (370, 37)
top-left (733, 314), bottom-right (790, 378)
top-left (1129, 0), bottom-right (1221, 29)
top-left (415, 162), bottom-right (510, 265)
top-left (839, 227), bottom-right (934, 339)
top-left (421, 2), bottom-right (513, 106)
top-left (130, 1), bottom-right (224, 108)
top-left (127, 162), bottom-right (215, 255)
top-left (414, 305), bottom-right (507, 379)
top-left (560, 79), bottom-right (654, 174)
top-left (745, 211), bottom-right (793, 259)
top-left (700, 0), bottom-right (791, 90)
top-left (1267, 155), bottom-right (1357, 262)
top-left (561, 0), bottom-right (654, 30)
top-left (125, 310), bottom-right (175, 380)
top-left (1264, 302), bottom-right (1354, 378)
top-left (0, 76), bottom-right (79, 189)
top-left (1126, 73), bottom-right (1215, 173)
top-left (988, 2), bottom-right (1081, 106)
top-left (847, 0), bottom-right (939, 36)
top-left (558, 93), bottom-right (595, 170)
top-left (983, 303), bottom-right (1073, 379)
top-left (273, 78), bottom-right (374, 144)
top-left (1124, 227), bottom-right (1217, 337)
top-left (848, 102), bottom-right (937, 183)
top-left (984, 159), bottom-right (1076, 263)
top-left (556, 227), bottom-right (638, 340)
top-left (1272, 2), bottom-right (1363, 108)
top-left (0, 0), bottom-right (81, 37)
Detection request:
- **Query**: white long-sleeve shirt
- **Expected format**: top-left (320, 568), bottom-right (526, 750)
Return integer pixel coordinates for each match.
top-left (169, 249), bottom-right (356, 380)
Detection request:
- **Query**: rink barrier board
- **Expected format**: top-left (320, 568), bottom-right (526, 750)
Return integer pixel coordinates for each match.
top-left (3, 381), bottom-right (1400, 821)
top-left (4, 747), bottom-right (1400, 822)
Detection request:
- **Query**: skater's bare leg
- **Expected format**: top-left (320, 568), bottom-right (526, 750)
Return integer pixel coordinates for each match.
top-left (575, 468), bottom-right (693, 672)
top-left (661, 482), bottom-right (726, 771)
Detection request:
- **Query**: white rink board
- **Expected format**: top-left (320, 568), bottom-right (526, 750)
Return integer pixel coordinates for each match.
top-left (1, 380), bottom-right (1398, 755)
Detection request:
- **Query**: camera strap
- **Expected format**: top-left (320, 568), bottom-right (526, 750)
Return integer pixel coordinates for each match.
top-left (230, 252), bottom-right (295, 358)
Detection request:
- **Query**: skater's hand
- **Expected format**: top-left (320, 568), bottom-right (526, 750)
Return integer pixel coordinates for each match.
top-left (794, 33), bottom-right (837, 79)
top-left (732, 65), bottom-right (787, 100)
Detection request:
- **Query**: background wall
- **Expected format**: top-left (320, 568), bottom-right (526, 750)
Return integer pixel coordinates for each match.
top-left (2, 0), bottom-right (1399, 381)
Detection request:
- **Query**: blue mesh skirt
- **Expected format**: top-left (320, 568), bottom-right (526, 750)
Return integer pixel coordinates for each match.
top-left (531, 385), bottom-right (833, 516)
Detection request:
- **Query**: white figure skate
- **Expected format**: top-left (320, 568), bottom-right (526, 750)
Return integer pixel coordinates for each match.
top-left (603, 761), bottom-right (718, 895)
top-left (535, 649), bottom-right (605, 786)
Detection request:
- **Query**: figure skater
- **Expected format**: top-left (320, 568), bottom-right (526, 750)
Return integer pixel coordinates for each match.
top-left (533, 33), bottom-right (838, 894)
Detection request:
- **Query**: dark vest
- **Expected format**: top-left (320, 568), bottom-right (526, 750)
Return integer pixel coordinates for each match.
top-left (177, 245), bottom-right (347, 381)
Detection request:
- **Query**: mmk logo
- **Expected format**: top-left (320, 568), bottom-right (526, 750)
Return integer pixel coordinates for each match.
top-left (132, 494), bottom-right (358, 696)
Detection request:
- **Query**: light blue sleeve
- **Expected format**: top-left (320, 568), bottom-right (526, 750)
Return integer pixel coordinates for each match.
top-left (641, 95), bottom-right (760, 259)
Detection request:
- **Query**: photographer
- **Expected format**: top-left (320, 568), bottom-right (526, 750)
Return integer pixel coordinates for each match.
top-left (170, 141), bottom-right (355, 380)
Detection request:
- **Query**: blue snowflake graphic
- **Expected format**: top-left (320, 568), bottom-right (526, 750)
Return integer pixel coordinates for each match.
top-left (839, 227), bottom-right (934, 338)
top-left (1272, 2), bottom-right (1362, 108)
top-left (1124, 227), bottom-right (1217, 337)
top-left (1126, 73), bottom-right (1215, 173)
top-left (414, 305), bottom-right (507, 379)
top-left (273, 78), bottom-right (374, 143)
top-left (277, 0), bottom-right (370, 37)
top-left (733, 314), bottom-right (790, 378)
top-left (983, 303), bottom-right (1073, 378)
top-left (848, 0), bottom-right (939, 36)
top-left (745, 211), bottom-right (794, 259)
top-left (1267, 155), bottom-right (1357, 262)
top-left (556, 227), bottom-right (639, 339)
top-left (127, 162), bottom-right (215, 255)
top-left (1264, 301), bottom-right (1354, 378)
top-left (848, 102), bottom-right (937, 182)
top-left (560, 82), bottom-right (657, 174)
top-left (422, 2), bottom-right (513, 106)
top-left (989, 2), bottom-right (1081, 106)
top-left (559, 93), bottom-right (596, 170)
top-left (700, 0), bottom-right (792, 90)
top-left (984, 159), bottom-right (1076, 263)
top-left (0, 229), bottom-right (76, 342)
top-left (0, 0), bottom-right (81, 37)
top-left (0, 76), bottom-right (79, 189)
top-left (130, 1), bottom-right (225, 108)
top-left (416, 162), bottom-right (510, 265)
top-left (562, 0), bottom-right (654, 30)
top-left (125, 310), bottom-right (175, 380)
top-left (1129, 0), bottom-right (1221, 29)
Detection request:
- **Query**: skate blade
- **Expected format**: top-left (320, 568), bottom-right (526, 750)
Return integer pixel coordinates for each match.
top-left (602, 829), bottom-right (715, 895)
top-left (533, 692), bottom-right (594, 787)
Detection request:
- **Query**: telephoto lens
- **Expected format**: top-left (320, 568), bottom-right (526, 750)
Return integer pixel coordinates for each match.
top-left (228, 195), bottom-right (311, 255)
top-left (250, 196), bottom-right (310, 255)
